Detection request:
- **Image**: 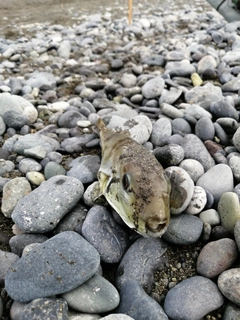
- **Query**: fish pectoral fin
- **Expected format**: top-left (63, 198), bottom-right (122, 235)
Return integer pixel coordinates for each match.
top-left (98, 171), bottom-right (111, 194)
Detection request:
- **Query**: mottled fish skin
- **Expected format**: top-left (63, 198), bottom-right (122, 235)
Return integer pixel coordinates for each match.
top-left (96, 118), bottom-right (171, 238)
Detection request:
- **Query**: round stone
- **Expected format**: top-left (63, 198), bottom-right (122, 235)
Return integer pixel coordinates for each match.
top-left (197, 164), bottom-right (234, 204)
top-left (218, 268), bottom-right (240, 306)
top-left (179, 159), bottom-right (204, 183)
top-left (142, 76), bottom-right (165, 99)
top-left (199, 209), bottom-right (220, 226)
top-left (164, 276), bottom-right (224, 320)
top-left (62, 274), bottom-right (120, 313)
top-left (162, 214), bottom-right (203, 246)
top-left (184, 186), bottom-right (207, 215)
top-left (197, 239), bottom-right (238, 278)
top-left (151, 118), bottom-right (172, 147)
top-left (218, 192), bottom-right (240, 232)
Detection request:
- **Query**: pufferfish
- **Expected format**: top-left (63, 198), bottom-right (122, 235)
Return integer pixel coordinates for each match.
top-left (95, 118), bottom-right (171, 238)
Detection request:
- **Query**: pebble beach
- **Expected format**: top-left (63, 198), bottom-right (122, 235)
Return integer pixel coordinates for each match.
top-left (1, 0), bottom-right (240, 319)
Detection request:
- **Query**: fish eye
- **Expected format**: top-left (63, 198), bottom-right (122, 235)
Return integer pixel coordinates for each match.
top-left (122, 173), bottom-right (130, 191)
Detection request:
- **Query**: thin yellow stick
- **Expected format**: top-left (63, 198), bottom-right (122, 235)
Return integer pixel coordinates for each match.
top-left (128, 0), bottom-right (133, 25)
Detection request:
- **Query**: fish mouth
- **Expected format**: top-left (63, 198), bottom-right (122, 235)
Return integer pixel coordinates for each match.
top-left (145, 219), bottom-right (169, 237)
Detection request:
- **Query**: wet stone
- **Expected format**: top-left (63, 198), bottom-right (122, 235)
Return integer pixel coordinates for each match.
top-left (12, 175), bottom-right (84, 233)
top-left (5, 231), bottom-right (100, 302)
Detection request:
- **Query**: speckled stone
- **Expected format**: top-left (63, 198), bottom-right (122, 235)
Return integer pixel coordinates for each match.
top-left (218, 268), bottom-right (240, 306)
top-left (218, 192), bottom-right (240, 232)
top-left (164, 276), bottom-right (224, 320)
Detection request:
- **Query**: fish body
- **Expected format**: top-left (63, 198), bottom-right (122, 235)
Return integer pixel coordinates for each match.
top-left (96, 118), bottom-right (171, 238)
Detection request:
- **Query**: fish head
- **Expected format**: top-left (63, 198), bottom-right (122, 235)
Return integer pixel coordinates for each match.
top-left (105, 160), bottom-right (171, 238)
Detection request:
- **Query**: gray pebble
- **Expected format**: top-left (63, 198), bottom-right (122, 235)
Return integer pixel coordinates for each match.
top-left (223, 303), bottom-right (240, 320)
top-left (199, 209), bottom-right (220, 226)
top-left (210, 100), bottom-right (239, 121)
top-left (142, 76), bottom-right (165, 99)
top-left (229, 156), bottom-right (240, 182)
top-left (115, 281), bottom-right (168, 320)
top-left (218, 268), bottom-right (240, 306)
top-left (26, 71), bottom-right (56, 90)
top-left (24, 145), bottom-right (47, 159)
top-left (62, 274), bottom-right (120, 313)
top-left (1, 177), bottom-right (32, 218)
top-left (197, 164), bottom-right (234, 203)
top-left (164, 276), bottom-right (224, 320)
top-left (197, 238), bottom-right (238, 278)
top-left (9, 234), bottom-right (48, 257)
top-left (180, 134), bottom-right (215, 171)
top-left (18, 158), bottom-right (42, 174)
top-left (162, 214), bottom-right (203, 245)
top-left (12, 175), bottom-right (84, 233)
top-left (0, 159), bottom-right (15, 176)
top-left (0, 250), bottom-right (19, 283)
top-left (44, 161), bottom-right (66, 179)
top-left (153, 144), bottom-right (184, 166)
top-left (151, 118), bottom-right (172, 146)
top-left (179, 159), bottom-right (204, 183)
top-left (195, 117), bottom-right (215, 142)
top-left (26, 171), bottom-right (45, 186)
top-left (115, 237), bottom-right (167, 293)
top-left (218, 192), bottom-right (240, 232)
top-left (184, 186), bottom-right (207, 215)
top-left (171, 118), bottom-right (192, 135)
top-left (3, 110), bottom-right (29, 130)
top-left (9, 133), bottom-right (60, 155)
top-left (81, 206), bottom-right (129, 263)
top-left (5, 231), bottom-right (100, 302)
top-left (67, 155), bottom-right (100, 184)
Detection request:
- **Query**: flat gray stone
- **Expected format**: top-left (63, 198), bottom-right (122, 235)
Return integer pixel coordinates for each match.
top-left (12, 175), bottom-right (84, 233)
top-left (162, 214), bottom-right (203, 245)
top-left (142, 76), bottom-right (165, 99)
top-left (5, 231), bottom-right (100, 302)
top-left (115, 237), bottom-right (167, 293)
top-left (62, 274), bottom-right (120, 313)
top-left (164, 276), bottom-right (224, 320)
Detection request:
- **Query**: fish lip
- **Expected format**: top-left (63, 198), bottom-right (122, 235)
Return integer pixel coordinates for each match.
top-left (145, 224), bottom-right (168, 238)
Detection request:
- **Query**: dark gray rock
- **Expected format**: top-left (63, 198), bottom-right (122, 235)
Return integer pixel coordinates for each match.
top-left (115, 237), bottom-right (167, 293)
top-left (12, 175), bottom-right (84, 233)
top-left (44, 161), bottom-right (66, 179)
top-left (58, 110), bottom-right (85, 128)
top-left (162, 214), bottom-right (203, 245)
top-left (0, 250), bottom-right (19, 283)
top-left (195, 117), bottom-right (215, 142)
top-left (180, 134), bottom-right (215, 171)
top-left (19, 298), bottom-right (68, 320)
top-left (164, 276), bottom-right (224, 320)
top-left (5, 231), bottom-right (100, 302)
top-left (171, 118), bottom-right (192, 135)
top-left (3, 110), bottom-right (29, 130)
top-left (81, 206), bottom-right (129, 263)
top-left (223, 303), bottom-right (240, 320)
top-left (115, 281), bottom-right (168, 320)
top-left (153, 144), bottom-right (184, 167)
top-left (67, 155), bottom-right (100, 184)
top-left (9, 234), bottom-right (48, 257)
top-left (210, 100), bottom-right (239, 121)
